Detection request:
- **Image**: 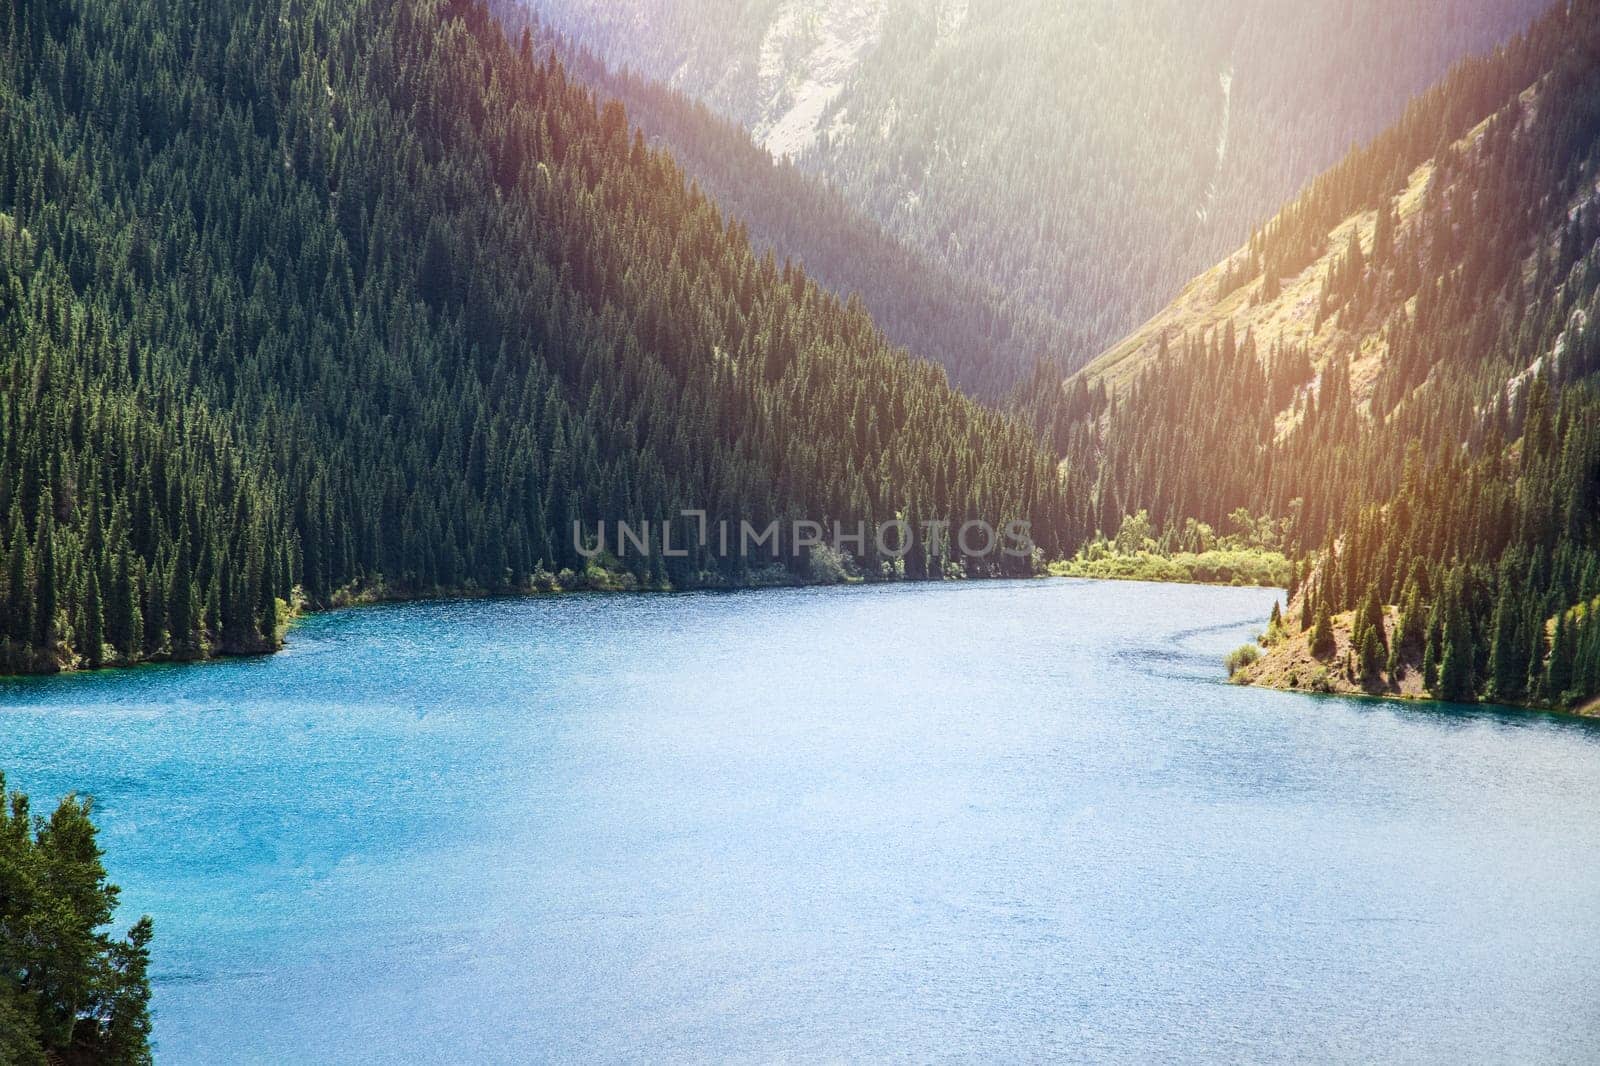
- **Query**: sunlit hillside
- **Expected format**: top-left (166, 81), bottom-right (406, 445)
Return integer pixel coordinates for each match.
top-left (526, 0), bottom-right (1548, 388)
top-left (1034, 0), bottom-right (1600, 709)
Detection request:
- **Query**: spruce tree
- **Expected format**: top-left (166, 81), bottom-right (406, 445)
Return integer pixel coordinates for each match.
top-left (257, 563), bottom-right (280, 650)
top-left (144, 563), bottom-right (167, 658)
top-left (168, 540), bottom-right (195, 658)
top-left (109, 547), bottom-right (139, 659)
top-left (1547, 610), bottom-right (1575, 703)
top-left (1359, 625), bottom-right (1385, 684)
top-left (1355, 585), bottom-right (1386, 655)
top-left (1422, 603), bottom-right (1441, 690)
top-left (3, 517), bottom-right (29, 645)
top-left (1524, 605), bottom-right (1549, 703)
top-left (1488, 584), bottom-right (1526, 701)
top-left (80, 570), bottom-right (104, 669)
top-left (32, 500), bottom-right (56, 653)
top-left (1310, 602), bottom-right (1335, 657)
top-left (1399, 578), bottom-right (1425, 650)
top-left (0, 772), bottom-right (154, 1064)
top-left (1437, 590), bottom-right (1475, 702)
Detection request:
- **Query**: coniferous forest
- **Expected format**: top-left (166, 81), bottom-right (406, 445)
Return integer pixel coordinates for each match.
top-left (0, 0), bottom-right (1074, 676)
top-left (2, 0), bottom-right (1599, 715)
top-left (484, 1), bottom-right (1075, 401)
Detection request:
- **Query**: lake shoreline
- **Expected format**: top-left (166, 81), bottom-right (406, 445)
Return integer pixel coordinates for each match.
top-left (2, 564), bottom-right (1289, 681)
top-left (3, 565), bottom-right (1050, 680)
top-left (1233, 607), bottom-right (1600, 721)
top-left (1238, 671), bottom-right (1600, 722)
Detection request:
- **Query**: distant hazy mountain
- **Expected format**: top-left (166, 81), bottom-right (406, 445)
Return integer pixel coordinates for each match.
top-left (525, 0), bottom-right (1550, 390)
top-left (490, 1), bottom-right (1078, 398)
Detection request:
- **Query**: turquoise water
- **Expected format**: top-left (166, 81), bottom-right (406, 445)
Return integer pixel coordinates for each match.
top-left (2, 579), bottom-right (1599, 1063)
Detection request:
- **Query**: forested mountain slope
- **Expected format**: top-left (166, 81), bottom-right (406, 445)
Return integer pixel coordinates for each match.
top-left (1034, 0), bottom-right (1600, 709)
top-left (0, 0), bottom-right (1074, 675)
top-left (488, 3), bottom-right (1071, 398)
top-left (527, 0), bottom-right (1549, 391)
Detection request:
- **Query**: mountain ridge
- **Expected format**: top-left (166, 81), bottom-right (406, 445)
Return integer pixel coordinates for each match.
top-left (1041, 0), bottom-right (1600, 710)
top-left (487, 0), bottom-right (1073, 398)
top-left (528, 0), bottom-right (1551, 391)
top-left (0, 0), bottom-right (1075, 677)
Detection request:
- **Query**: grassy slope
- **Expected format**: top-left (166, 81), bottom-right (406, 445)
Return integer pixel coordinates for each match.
top-left (1075, 159), bottom-right (1431, 409)
top-left (1232, 604), bottom-right (1429, 699)
top-left (1069, 103), bottom-right (1518, 418)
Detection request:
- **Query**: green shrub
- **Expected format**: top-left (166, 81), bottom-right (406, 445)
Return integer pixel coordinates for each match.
top-left (1225, 643), bottom-right (1261, 677)
top-left (807, 544), bottom-right (851, 585)
top-left (1053, 547), bottom-right (1290, 588)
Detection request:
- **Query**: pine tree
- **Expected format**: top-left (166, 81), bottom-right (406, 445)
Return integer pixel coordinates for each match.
top-left (3, 516), bottom-right (29, 645)
top-left (0, 772), bottom-right (154, 1064)
top-left (169, 539), bottom-right (196, 659)
top-left (1423, 602), bottom-right (1442, 690)
top-left (1488, 582), bottom-right (1528, 702)
top-left (143, 565), bottom-right (165, 658)
top-left (98, 916), bottom-right (154, 1065)
top-left (1577, 617), bottom-right (1600, 699)
top-left (1355, 584), bottom-right (1386, 655)
top-left (110, 548), bottom-right (140, 660)
top-left (1524, 603), bottom-right (1549, 704)
top-left (1310, 602), bottom-right (1335, 657)
top-left (1399, 578), bottom-right (1425, 650)
top-left (1437, 589), bottom-right (1475, 702)
top-left (32, 499), bottom-right (56, 653)
top-left (1547, 610), bottom-right (1576, 703)
top-left (1373, 198), bottom-right (1395, 265)
top-left (80, 570), bottom-right (104, 669)
top-left (1359, 624), bottom-right (1385, 684)
top-left (257, 563), bottom-right (280, 650)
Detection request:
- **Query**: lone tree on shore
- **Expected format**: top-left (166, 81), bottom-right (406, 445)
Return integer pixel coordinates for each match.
top-left (0, 772), bottom-right (153, 1065)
